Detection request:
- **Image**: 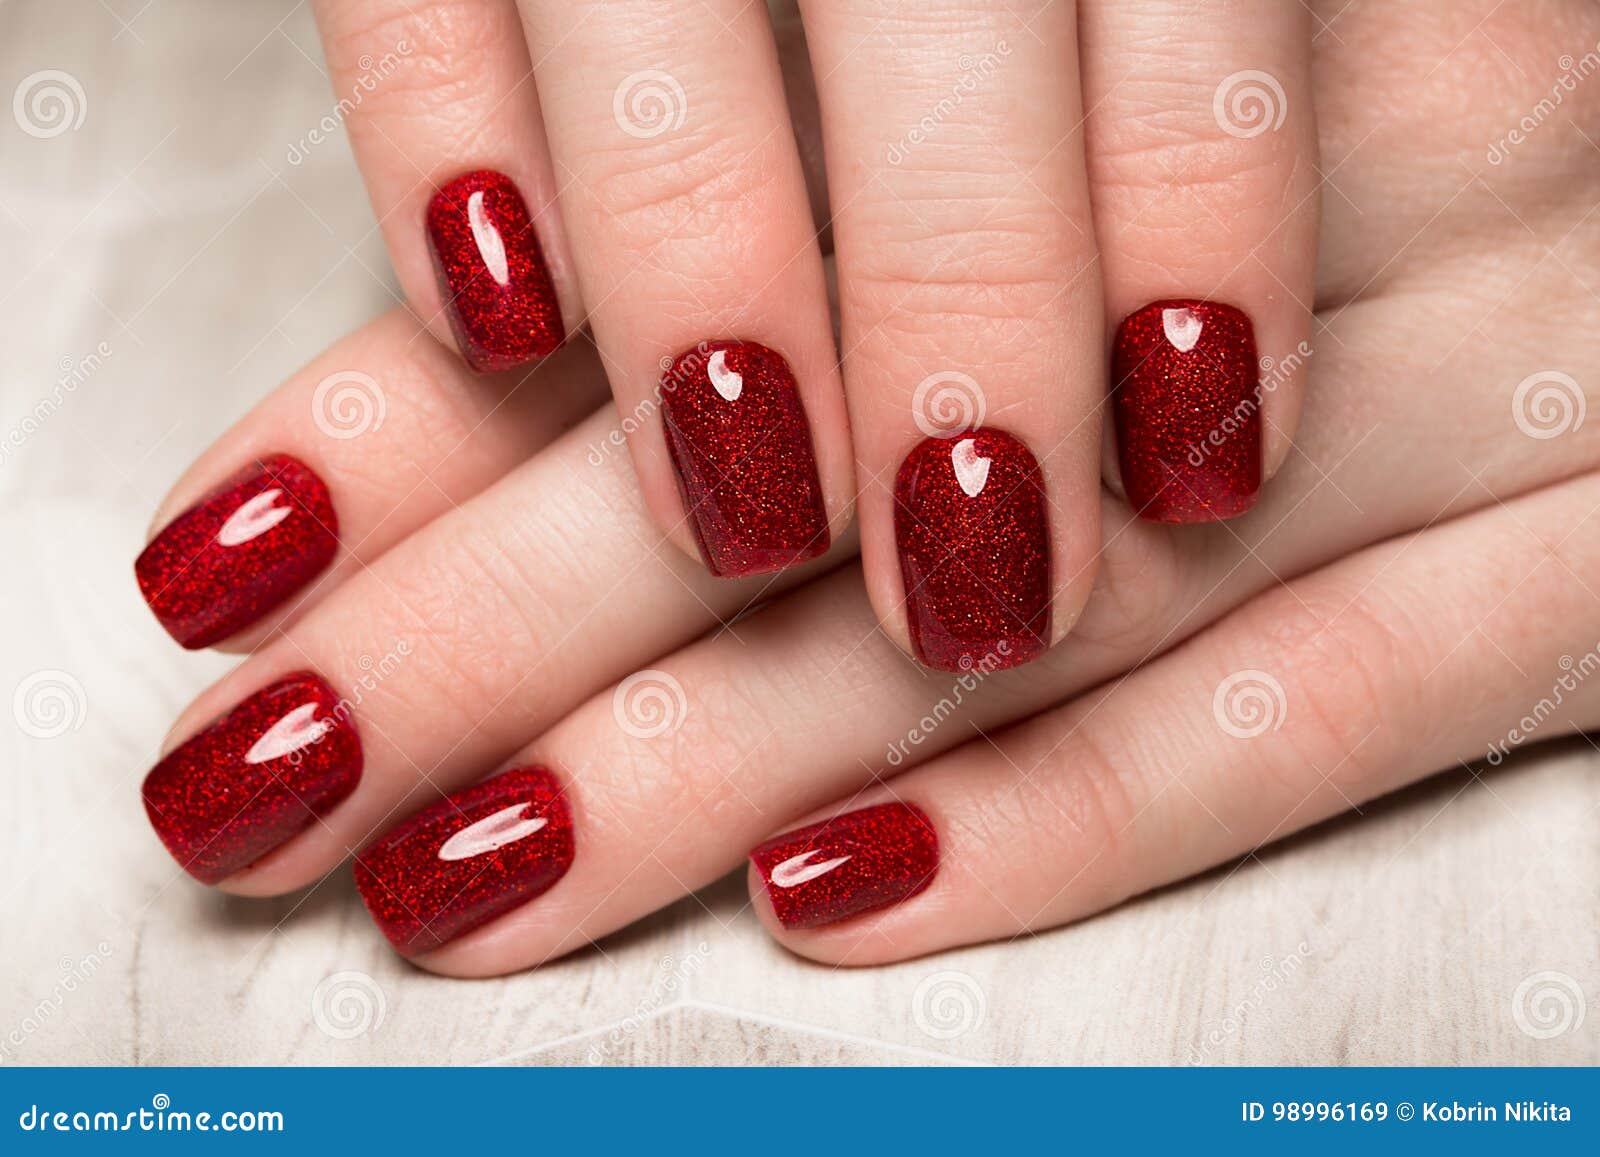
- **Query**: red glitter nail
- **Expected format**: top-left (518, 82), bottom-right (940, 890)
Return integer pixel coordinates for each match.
top-left (751, 802), bottom-right (938, 930)
top-left (353, 766), bottom-right (575, 954)
top-left (660, 340), bottom-right (830, 577)
top-left (893, 428), bottom-right (1050, 673)
top-left (425, 170), bottom-right (564, 372)
top-left (135, 455), bottom-right (338, 650)
top-left (142, 672), bottom-right (363, 885)
top-left (1112, 299), bottom-right (1261, 523)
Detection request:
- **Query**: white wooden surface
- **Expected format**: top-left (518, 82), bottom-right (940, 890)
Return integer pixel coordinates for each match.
top-left (2, 0), bottom-right (1596, 1066)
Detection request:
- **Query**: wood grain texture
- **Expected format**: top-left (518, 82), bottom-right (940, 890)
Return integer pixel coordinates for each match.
top-left (1, 0), bottom-right (1596, 1068)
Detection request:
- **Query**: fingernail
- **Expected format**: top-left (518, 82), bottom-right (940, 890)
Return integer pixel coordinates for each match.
top-left (1112, 299), bottom-right (1261, 523)
top-left (142, 672), bottom-right (362, 884)
top-left (135, 455), bottom-right (338, 650)
top-left (751, 802), bottom-right (938, 930)
top-left (426, 169), bottom-right (564, 371)
top-left (893, 428), bottom-right (1050, 672)
top-left (660, 340), bottom-right (830, 577)
top-left (354, 766), bottom-right (575, 954)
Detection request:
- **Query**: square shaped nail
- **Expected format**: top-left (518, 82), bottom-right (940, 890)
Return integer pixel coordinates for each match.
top-left (353, 766), bottom-right (575, 954)
top-left (426, 169), bottom-right (564, 371)
top-left (1112, 299), bottom-right (1261, 523)
top-left (660, 340), bottom-right (830, 577)
top-left (750, 802), bottom-right (938, 930)
top-left (135, 454), bottom-right (338, 650)
top-left (142, 672), bottom-right (362, 884)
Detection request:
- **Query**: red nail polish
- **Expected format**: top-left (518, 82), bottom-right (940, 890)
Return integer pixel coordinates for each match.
top-left (426, 169), bottom-right (564, 371)
top-left (353, 766), bottom-right (575, 954)
top-left (660, 340), bottom-right (830, 577)
top-left (135, 455), bottom-right (338, 650)
top-left (1112, 299), bottom-right (1261, 523)
top-left (142, 672), bottom-right (362, 885)
top-left (751, 802), bottom-right (938, 930)
top-left (893, 428), bottom-right (1050, 672)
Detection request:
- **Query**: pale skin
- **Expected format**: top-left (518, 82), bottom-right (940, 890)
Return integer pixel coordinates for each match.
top-left (146, 0), bottom-right (1600, 974)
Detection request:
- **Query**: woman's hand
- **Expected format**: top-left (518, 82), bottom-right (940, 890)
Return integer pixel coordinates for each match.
top-left (133, 0), bottom-right (1600, 974)
top-left (298, 0), bottom-right (1321, 674)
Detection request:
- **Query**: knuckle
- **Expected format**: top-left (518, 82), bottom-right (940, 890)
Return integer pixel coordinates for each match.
top-left (1236, 580), bottom-right (1423, 797)
top-left (368, 521), bottom-right (573, 738)
top-left (318, 0), bottom-right (514, 132)
top-left (1070, 525), bottom-right (1189, 658)
top-left (580, 128), bottom-right (784, 257)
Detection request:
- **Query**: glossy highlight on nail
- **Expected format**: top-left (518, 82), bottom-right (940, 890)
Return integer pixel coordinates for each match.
top-left (135, 455), bottom-right (338, 650)
top-left (426, 169), bottom-right (564, 371)
top-left (660, 340), bottom-right (829, 577)
top-left (141, 672), bottom-right (362, 885)
top-left (751, 802), bottom-right (939, 930)
top-left (354, 766), bottom-right (575, 954)
top-left (1112, 299), bottom-right (1261, 523)
top-left (893, 428), bottom-right (1050, 673)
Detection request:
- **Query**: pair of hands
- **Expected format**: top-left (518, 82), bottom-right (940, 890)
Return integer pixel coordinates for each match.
top-left (135, 0), bottom-right (1600, 977)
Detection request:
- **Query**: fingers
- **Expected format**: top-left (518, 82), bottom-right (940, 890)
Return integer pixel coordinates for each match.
top-left (135, 310), bottom-right (604, 651)
top-left (140, 404), bottom-right (841, 895)
top-left (310, 0), bottom-right (575, 368)
top-left (753, 468), bottom-right (1600, 963)
top-left (800, 0), bottom-right (1105, 671)
top-left (514, 0), bottom-right (851, 577)
top-left (1081, 0), bottom-right (1319, 520)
